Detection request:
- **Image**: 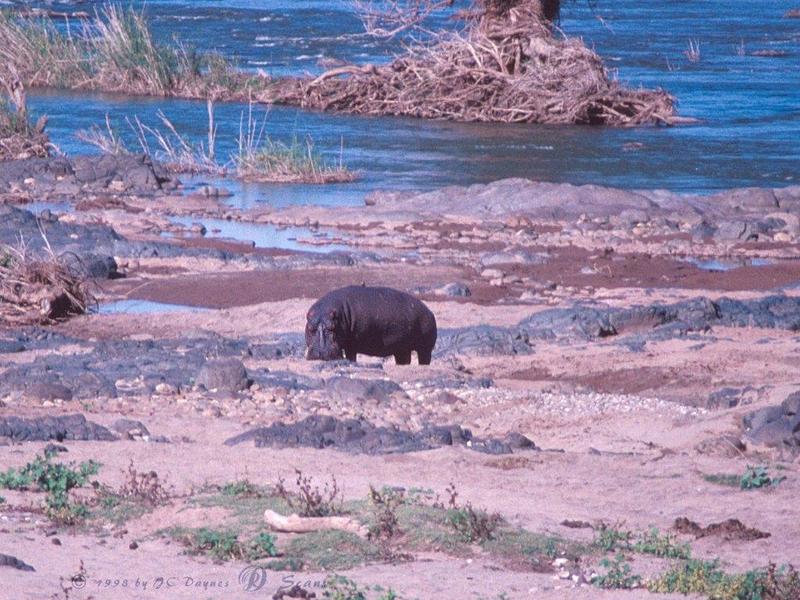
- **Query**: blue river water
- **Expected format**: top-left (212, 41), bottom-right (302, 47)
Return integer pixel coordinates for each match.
top-left (22, 0), bottom-right (800, 206)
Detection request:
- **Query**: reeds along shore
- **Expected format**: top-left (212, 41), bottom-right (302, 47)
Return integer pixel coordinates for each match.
top-left (0, 5), bottom-right (266, 100)
top-left (0, 1), bottom-right (678, 127)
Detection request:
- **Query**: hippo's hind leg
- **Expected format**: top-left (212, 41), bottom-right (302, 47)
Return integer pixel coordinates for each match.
top-left (344, 347), bottom-right (358, 362)
top-left (417, 347), bottom-right (433, 365)
top-left (394, 350), bottom-right (412, 365)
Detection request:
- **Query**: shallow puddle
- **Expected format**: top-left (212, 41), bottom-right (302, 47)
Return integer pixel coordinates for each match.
top-left (97, 300), bottom-right (210, 314)
top-left (25, 201), bottom-right (73, 215)
top-left (167, 215), bottom-right (349, 253)
top-left (684, 257), bottom-right (774, 271)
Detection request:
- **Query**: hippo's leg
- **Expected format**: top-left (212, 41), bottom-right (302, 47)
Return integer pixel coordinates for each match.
top-left (417, 347), bottom-right (432, 365)
top-left (394, 350), bottom-right (412, 365)
top-left (344, 347), bottom-right (358, 362)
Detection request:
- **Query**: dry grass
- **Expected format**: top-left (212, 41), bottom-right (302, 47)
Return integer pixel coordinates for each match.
top-left (283, 0), bottom-right (676, 125)
top-left (0, 234), bottom-right (94, 325)
top-left (0, 65), bottom-right (50, 160)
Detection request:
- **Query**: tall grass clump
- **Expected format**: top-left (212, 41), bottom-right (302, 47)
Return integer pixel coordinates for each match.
top-left (0, 4), bottom-right (261, 98)
top-left (233, 103), bottom-right (355, 184)
top-left (78, 101), bottom-right (357, 184)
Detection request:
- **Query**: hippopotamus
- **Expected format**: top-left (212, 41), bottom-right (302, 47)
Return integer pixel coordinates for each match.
top-left (305, 285), bottom-right (437, 365)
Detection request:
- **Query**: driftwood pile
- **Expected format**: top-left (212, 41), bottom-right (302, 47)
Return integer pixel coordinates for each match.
top-left (286, 0), bottom-right (676, 125)
top-left (0, 242), bottom-right (93, 325)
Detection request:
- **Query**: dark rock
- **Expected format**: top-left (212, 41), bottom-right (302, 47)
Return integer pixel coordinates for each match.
top-left (0, 414), bottom-right (117, 442)
top-left (324, 377), bottom-right (406, 402)
top-left (746, 419), bottom-right (796, 448)
top-left (61, 253), bottom-right (120, 280)
top-left (742, 405), bottom-right (786, 432)
top-left (706, 386), bottom-right (762, 409)
top-left (436, 282), bottom-right (472, 297)
top-left (250, 341), bottom-right (304, 360)
top-left (196, 359), bottom-right (250, 392)
top-left (782, 391), bottom-right (800, 416)
top-left (503, 432), bottom-right (538, 449)
top-left (0, 554), bottom-right (35, 572)
top-left (111, 419), bottom-right (151, 439)
top-left (224, 415), bottom-right (535, 456)
top-left (43, 443), bottom-right (68, 455)
top-left (24, 382), bottom-right (73, 402)
top-left (0, 340), bottom-right (25, 353)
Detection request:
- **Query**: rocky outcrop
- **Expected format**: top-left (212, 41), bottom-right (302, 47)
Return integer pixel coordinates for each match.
top-left (224, 414), bottom-right (537, 455)
top-left (0, 154), bottom-right (176, 195)
top-left (0, 414), bottom-right (117, 442)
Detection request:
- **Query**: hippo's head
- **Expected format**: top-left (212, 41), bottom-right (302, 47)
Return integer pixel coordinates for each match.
top-left (305, 307), bottom-right (344, 361)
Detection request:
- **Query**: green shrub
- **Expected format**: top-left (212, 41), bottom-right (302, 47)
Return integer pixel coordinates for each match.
top-left (740, 465), bottom-right (785, 490)
top-left (593, 554), bottom-right (641, 589)
top-left (0, 451), bottom-right (100, 524)
top-left (632, 528), bottom-right (691, 559)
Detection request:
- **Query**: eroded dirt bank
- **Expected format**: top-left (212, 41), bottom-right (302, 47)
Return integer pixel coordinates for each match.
top-left (1, 157), bottom-right (799, 599)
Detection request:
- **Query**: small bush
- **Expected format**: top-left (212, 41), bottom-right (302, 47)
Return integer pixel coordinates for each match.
top-left (367, 486), bottom-right (405, 542)
top-left (593, 553), bottom-right (642, 589)
top-left (221, 479), bottom-right (263, 498)
top-left (442, 483), bottom-right (501, 543)
top-left (276, 469), bottom-right (343, 518)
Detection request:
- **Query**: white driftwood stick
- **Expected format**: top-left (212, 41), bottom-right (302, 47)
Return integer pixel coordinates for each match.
top-left (263, 509), bottom-right (369, 538)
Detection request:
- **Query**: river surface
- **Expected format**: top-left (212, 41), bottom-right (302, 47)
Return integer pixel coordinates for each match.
top-left (23, 0), bottom-right (800, 205)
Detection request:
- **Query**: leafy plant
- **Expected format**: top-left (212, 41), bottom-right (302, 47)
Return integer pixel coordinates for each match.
top-left (740, 465), bottom-right (785, 490)
top-left (177, 528), bottom-right (278, 561)
top-left (632, 528), bottom-right (691, 559)
top-left (593, 554), bottom-right (641, 589)
top-left (647, 559), bottom-right (800, 600)
top-left (592, 524), bottom-right (632, 552)
top-left (248, 532), bottom-right (278, 560)
top-left (0, 451), bottom-right (100, 524)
